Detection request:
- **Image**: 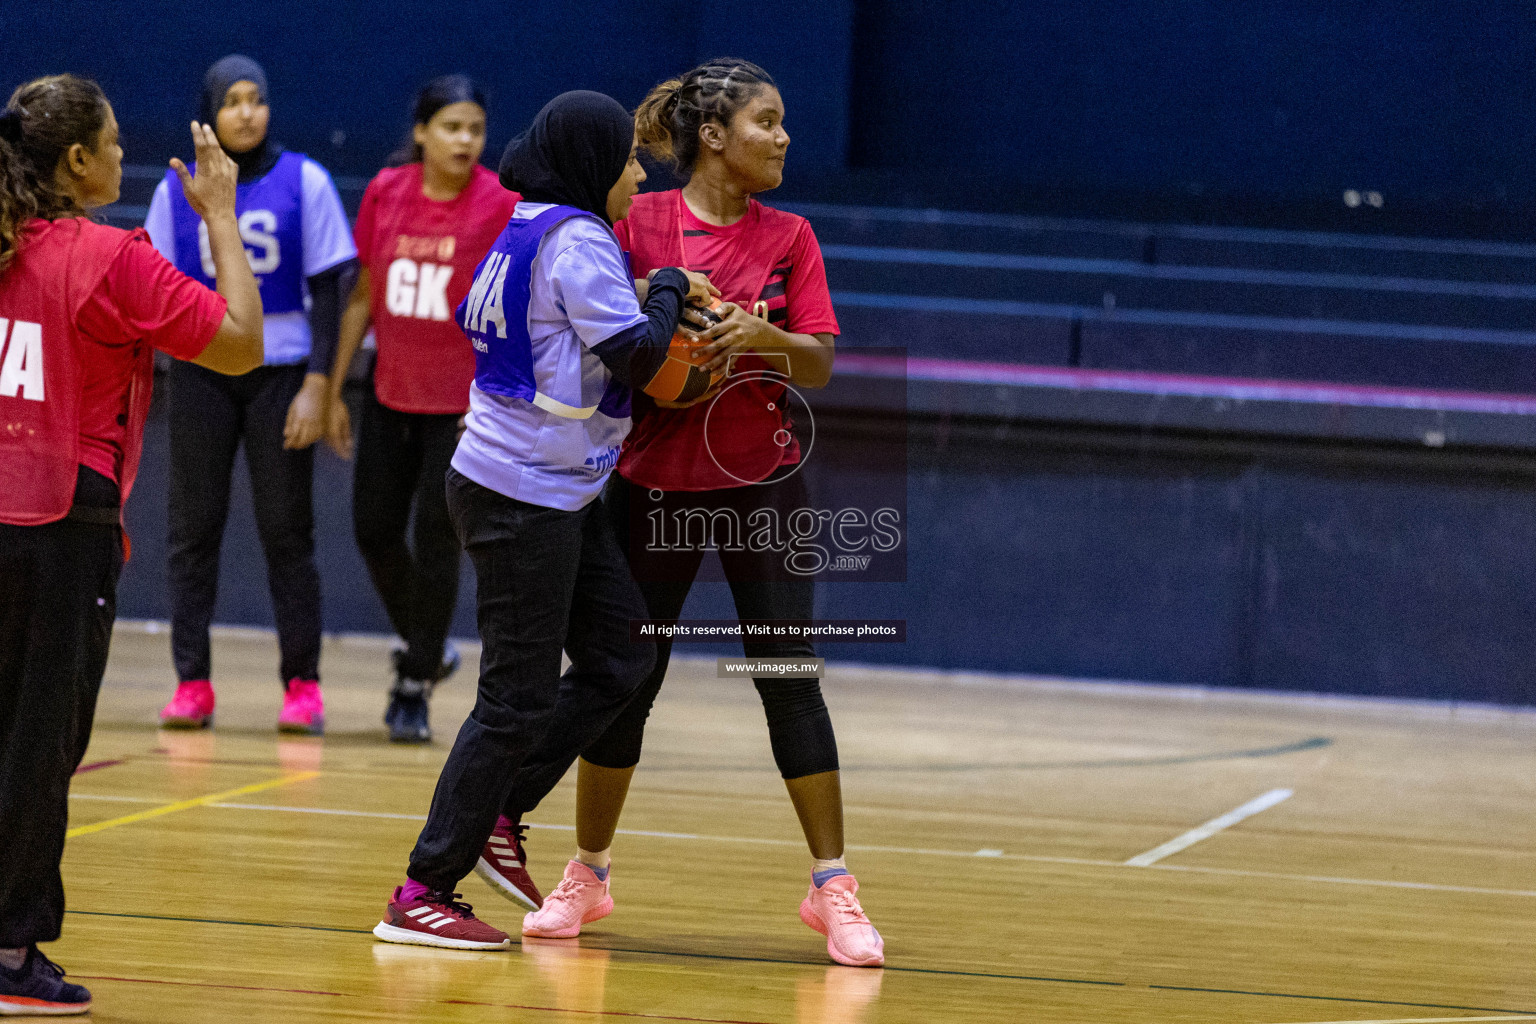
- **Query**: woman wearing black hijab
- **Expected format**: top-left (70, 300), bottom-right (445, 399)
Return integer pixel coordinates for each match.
top-left (371, 91), bottom-right (715, 950)
top-left (144, 55), bottom-right (357, 734)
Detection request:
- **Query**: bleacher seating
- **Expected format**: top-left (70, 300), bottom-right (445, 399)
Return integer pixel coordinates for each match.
top-left (105, 167), bottom-right (1536, 449)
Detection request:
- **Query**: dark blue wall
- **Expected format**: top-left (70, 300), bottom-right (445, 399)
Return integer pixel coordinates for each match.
top-left (850, 1), bottom-right (1536, 209)
top-left (0, 1), bottom-right (852, 177)
top-left (4, 1), bottom-right (1533, 225)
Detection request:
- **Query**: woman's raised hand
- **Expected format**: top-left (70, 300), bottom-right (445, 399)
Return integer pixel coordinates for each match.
top-left (170, 121), bottom-right (238, 222)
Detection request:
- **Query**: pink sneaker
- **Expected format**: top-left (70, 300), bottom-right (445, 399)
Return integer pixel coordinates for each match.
top-left (160, 680), bottom-right (214, 729)
top-left (799, 875), bottom-right (884, 967)
top-left (521, 860), bottom-right (613, 938)
top-left (278, 679), bottom-right (324, 735)
top-left (475, 819), bottom-right (543, 909)
top-left (372, 887), bottom-right (510, 950)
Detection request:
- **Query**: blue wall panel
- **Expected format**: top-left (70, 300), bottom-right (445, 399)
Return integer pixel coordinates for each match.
top-left (7, 2), bottom-right (1535, 213)
top-left (1251, 466), bottom-right (1536, 704)
top-left (849, 1), bottom-right (1536, 208)
top-left (0, 0), bottom-right (851, 176)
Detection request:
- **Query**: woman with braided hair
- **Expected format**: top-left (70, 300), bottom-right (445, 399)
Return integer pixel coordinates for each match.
top-left (0, 74), bottom-right (262, 1014)
top-left (502, 58), bottom-right (884, 968)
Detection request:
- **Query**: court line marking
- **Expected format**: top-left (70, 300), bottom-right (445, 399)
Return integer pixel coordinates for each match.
top-left (119, 734), bottom-right (1336, 774)
top-left (1150, 984), bottom-right (1534, 1014)
top-left (1272, 1018), bottom-right (1536, 1023)
top-left (1141, 862), bottom-right (1536, 898)
top-left (74, 973), bottom-right (347, 997)
top-left (443, 997), bottom-right (776, 1024)
top-left (73, 758), bottom-right (125, 775)
top-left (70, 972), bottom-right (777, 1023)
top-left (61, 908), bottom-right (1536, 1015)
top-left (65, 794), bottom-right (1536, 898)
top-left (65, 772), bottom-right (319, 838)
top-left (1126, 788), bottom-right (1294, 866)
top-left (617, 736), bottom-right (1335, 773)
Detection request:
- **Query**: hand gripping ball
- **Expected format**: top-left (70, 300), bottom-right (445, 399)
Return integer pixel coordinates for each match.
top-left (641, 297), bottom-right (728, 404)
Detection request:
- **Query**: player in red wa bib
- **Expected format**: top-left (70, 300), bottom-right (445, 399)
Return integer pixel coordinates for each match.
top-left (501, 60), bottom-right (884, 967)
top-left (0, 75), bottom-right (264, 1015)
top-left (325, 76), bottom-right (520, 745)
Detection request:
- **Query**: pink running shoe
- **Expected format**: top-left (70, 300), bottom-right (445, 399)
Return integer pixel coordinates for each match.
top-left (278, 679), bottom-right (325, 735)
top-left (475, 819), bottom-right (543, 909)
top-left (799, 875), bottom-right (884, 967)
top-left (521, 860), bottom-right (613, 938)
top-left (372, 887), bottom-right (510, 950)
top-left (159, 679), bottom-right (214, 729)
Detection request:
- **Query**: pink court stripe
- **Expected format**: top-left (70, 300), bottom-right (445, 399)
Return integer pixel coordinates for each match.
top-left (73, 759), bottom-right (125, 775)
top-left (74, 974), bottom-right (347, 997)
top-left (443, 998), bottom-right (776, 1024)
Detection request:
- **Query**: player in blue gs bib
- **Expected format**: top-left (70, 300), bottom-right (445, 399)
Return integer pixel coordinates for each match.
top-left (144, 55), bottom-right (357, 735)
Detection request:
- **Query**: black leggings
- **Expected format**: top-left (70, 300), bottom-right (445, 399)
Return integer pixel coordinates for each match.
top-left (502, 472), bottom-right (838, 821)
top-left (407, 472), bottom-right (654, 891)
top-left (166, 361), bottom-right (320, 685)
top-left (352, 390), bottom-right (462, 682)
top-left (0, 469), bottom-right (121, 947)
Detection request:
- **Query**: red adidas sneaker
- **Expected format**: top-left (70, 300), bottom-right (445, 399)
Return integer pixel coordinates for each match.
top-left (372, 887), bottom-right (510, 950)
top-left (475, 819), bottom-right (543, 909)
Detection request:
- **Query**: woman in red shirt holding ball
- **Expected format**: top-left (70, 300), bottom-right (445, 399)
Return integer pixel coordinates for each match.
top-left (500, 59), bottom-right (884, 968)
top-left (326, 76), bottom-right (519, 744)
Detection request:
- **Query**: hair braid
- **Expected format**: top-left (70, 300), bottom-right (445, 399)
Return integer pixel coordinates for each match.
top-left (633, 58), bottom-right (776, 176)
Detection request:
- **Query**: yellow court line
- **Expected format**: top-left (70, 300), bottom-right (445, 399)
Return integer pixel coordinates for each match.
top-left (66, 772), bottom-right (320, 838)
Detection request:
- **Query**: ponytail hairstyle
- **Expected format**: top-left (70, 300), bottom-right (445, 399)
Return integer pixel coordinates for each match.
top-left (633, 58), bottom-right (776, 176)
top-left (387, 74), bottom-right (487, 167)
top-left (0, 74), bottom-right (110, 273)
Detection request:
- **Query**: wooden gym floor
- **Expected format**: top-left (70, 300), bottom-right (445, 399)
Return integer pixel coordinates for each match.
top-left (48, 622), bottom-right (1536, 1022)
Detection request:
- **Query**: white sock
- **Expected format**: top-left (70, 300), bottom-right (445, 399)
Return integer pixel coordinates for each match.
top-left (577, 847), bottom-right (611, 871)
top-left (0, 947), bottom-right (25, 971)
top-left (812, 857), bottom-right (848, 884)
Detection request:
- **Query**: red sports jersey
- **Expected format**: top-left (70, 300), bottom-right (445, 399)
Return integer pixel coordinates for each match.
top-left (76, 232), bottom-right (224, 483)
top-left (614, 190), bottom-right (838, 492)
top-left (354, 163), bottom-right (520, 414)
top-left (0, 218), bottom-right (222, 525)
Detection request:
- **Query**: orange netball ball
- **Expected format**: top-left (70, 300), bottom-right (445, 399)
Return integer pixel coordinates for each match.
top-left (642, 297), bottom-right (728, 404)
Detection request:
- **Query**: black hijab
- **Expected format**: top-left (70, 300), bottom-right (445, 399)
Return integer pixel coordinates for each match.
top-left (201, 54), bottom-right (282, 182)
top-left (498, 90), bottom-right (632, 225)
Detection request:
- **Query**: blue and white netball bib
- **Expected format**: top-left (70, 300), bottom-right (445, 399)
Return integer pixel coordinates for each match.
top-left (164, 150), bottom-right (305, 315)
top-left (450, 203), bottom-right (642, 511)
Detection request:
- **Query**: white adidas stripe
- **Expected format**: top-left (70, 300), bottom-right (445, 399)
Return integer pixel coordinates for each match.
top-left (405, 906), bottom-right (434, 919)
top-left (428, 917), bottom-right (453, 930)
top-left (415, 912), bottom-right (444, 926)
